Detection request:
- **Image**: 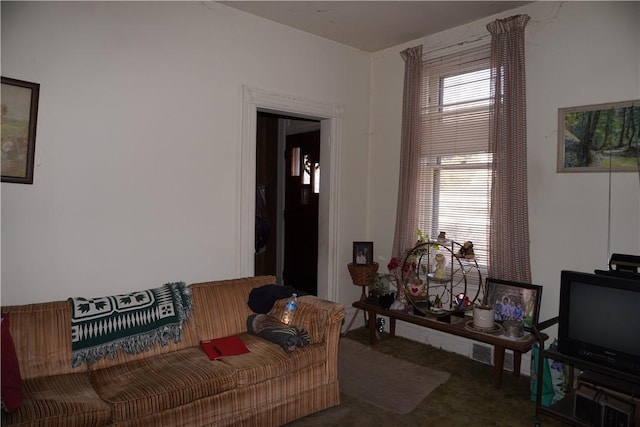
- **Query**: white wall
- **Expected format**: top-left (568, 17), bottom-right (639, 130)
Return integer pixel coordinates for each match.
top-left (369, 1), bottom-right (640, 370)
top-left (2, 1), bottom-right (639, 371)
top-left (1, 1), bottom-right (371, 306)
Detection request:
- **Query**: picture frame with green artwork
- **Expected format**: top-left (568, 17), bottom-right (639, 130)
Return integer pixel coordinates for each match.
top-left (557, 100), bottom-right (639, 173)
top-left (1, 76), bottom-right (40, 184)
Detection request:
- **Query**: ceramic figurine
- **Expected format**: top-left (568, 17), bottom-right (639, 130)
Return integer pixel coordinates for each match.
top-left (455, 241), bottom-right (475, 259)
top-left (410, 278), bottom-right (425, 296)
top-left (434, 253), bottom-right (447, 279)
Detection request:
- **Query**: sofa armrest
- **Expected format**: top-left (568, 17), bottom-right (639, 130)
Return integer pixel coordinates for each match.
top-left (269, 296), bottom-right (344, 345)
top-left (269, 295), bottom-right (344, 382)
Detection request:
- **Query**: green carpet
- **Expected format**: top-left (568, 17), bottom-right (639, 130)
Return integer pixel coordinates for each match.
top-left (285, 327), bottom-right (570, 427)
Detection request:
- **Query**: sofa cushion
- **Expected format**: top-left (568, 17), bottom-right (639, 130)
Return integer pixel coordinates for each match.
top-left (1, 316), bottom-right (22, 413)
top-left (219, 333), bottom-right (327, 387)
top-left (1, 372), bottom-right (111, 426)
top-left (91, 346), bottom-right (237, 422)
top-left (189, 276), bottom-right (276, 342)
top-left (1, 301), bottom-right (85, 379)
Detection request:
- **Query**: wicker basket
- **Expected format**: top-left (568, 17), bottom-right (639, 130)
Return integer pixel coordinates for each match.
top-left (347, 262), bottom-right (379, 287)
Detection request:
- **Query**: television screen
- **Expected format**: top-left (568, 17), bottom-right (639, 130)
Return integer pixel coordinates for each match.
top-left (558, 270), bottom-right (640, 378)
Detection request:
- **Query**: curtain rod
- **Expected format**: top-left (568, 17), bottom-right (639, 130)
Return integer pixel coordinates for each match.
top-left (421, 34), bottom-right (491, 57)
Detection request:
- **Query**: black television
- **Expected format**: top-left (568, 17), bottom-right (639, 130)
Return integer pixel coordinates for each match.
top-left (558, 270), bottom-right (640, 379)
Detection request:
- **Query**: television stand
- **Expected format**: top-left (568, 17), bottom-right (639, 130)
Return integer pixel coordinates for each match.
top-left (579, 371), bottom-right (640, 398)
top-left (533, 317), bottom-right (640, 427)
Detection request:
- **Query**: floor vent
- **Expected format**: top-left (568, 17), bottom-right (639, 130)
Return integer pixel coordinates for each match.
top-left (472, 343), bottom-right (492, 365)
top-left (504, 352), bottom-right (514, 372)
top-left (471, 344), bottom-right (515, 372)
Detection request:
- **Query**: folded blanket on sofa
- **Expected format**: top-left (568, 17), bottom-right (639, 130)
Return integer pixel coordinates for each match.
top-left (247, 314), bottom-right (310, 353)
top-left (68, 282), bottom-right (192, 367)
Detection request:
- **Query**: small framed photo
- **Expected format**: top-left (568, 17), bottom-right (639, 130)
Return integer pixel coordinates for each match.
top-left (352, 241), bottom-right (373, 265)
top-left (1, 77), bottom-right (40, 184)
top-left (484, 278), bottom-right (542, 331)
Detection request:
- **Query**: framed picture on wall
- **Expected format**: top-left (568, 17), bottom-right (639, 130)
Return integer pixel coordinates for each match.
top-left (352, 241), bottom-right (373, 265)
top-left (557, 100), bottom-right (640, 173)
top-left (1, 76), bottom-right (40, 184)
top-left (484, 278), bottom-right (542, 331)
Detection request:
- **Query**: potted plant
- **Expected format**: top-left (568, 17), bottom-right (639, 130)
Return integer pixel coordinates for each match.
top-left (369, 274), bottom-right (396, 308)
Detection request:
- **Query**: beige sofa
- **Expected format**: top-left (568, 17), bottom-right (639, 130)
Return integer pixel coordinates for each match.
top-left (1, 276), bottom-right (345, 426)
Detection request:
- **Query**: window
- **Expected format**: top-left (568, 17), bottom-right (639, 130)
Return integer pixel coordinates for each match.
top-left (418, 46), bottom-right (492, 273)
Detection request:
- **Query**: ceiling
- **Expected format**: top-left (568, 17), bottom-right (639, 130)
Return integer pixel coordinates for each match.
top-left (218, 1), bottom-right (533, 53)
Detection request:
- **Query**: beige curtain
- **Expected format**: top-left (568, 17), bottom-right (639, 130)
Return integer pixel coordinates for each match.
top-left (487, 15), bottom-right (532, 282)
top-left (392, 45), bottom-right (423, 258)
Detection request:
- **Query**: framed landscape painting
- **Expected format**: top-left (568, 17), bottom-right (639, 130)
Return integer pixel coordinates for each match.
top-left (557, 100), bottom-right (639, 173)
top-left (1, 77), bottom-right (40, 184)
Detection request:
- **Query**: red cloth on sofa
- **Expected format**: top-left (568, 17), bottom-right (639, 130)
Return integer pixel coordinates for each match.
top-left (1, 315), bottom-right (23, 412)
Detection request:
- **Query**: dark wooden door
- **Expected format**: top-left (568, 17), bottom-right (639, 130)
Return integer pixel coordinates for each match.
top-left (254, 114), bottom-right (279, 277)
top-left (284, 130), bottom-right (320, 295)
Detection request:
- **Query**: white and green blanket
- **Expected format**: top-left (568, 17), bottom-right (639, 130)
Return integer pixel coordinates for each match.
top-left (68, 282), bottom-right (192, 367)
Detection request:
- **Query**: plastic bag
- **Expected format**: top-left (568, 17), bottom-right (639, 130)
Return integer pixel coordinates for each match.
top-left (530, 339), bottom-right (568, 407)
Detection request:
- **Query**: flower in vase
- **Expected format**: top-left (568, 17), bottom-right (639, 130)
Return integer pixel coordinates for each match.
top-left (387, 257), bottom-right (402, 272)
top-left (387, 255), bottom-right (418, 302)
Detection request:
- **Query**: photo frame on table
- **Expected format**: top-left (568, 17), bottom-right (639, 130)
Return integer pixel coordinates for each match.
top-left (484, 278), bottom-right (542, 331)
top-left (352, 241), bottom-right (373, 265)
top-left (557, 100), bottom-right (639, 173)
top-left (1, 77), bottom-right (40, 184)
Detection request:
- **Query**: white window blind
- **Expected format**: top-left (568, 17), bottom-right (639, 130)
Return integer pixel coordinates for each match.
top-left (417, 45), bottom-right (492, 268)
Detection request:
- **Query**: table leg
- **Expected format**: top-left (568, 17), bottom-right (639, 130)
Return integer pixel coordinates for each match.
top-left (513, 351), bottom-right (522, 378)
top-left (367, 311), bottom-right (377, 344)
top-left (341, 308), bottom-right (361, 336)
top-left (493, 345), bottom-right (505, 389)
top-left (389, 318), bottom-right (396, 338)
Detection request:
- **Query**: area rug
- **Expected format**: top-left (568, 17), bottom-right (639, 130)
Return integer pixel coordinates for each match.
top-left (338, 338), bottom-right (450, 414)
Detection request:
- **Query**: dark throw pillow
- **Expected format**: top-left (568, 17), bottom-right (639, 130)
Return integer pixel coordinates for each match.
top-left (247, 314), bottom-right (310, 353)
top-left (1, 315), bottom-right (23, 413)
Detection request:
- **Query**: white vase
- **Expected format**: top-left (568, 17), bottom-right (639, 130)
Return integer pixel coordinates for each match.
top-left (473, 305), bottom-right (495, 329)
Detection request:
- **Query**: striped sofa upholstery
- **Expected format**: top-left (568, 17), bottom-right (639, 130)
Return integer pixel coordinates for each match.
top-left (1, 276), bottom-right (345, 426)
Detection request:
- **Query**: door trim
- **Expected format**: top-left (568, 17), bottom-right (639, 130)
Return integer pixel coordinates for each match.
top-left (240, 85), bottom-right (343, 301)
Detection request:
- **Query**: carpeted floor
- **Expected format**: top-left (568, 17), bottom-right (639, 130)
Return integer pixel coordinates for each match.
top-left (285, 327), bottom-right (570, 427)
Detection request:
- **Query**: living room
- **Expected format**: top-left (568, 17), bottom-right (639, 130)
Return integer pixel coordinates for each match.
top-left (2, 0), bottom-right (638, 379)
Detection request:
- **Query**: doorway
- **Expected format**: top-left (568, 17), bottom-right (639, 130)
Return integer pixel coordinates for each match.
top-left (255, 112), bottom-right (321, 295)
top-left (240, 85), bottom-right (341, 302)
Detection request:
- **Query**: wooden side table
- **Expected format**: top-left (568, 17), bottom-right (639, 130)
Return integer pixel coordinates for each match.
top-left (353, 298), bottom-right (548, 388)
